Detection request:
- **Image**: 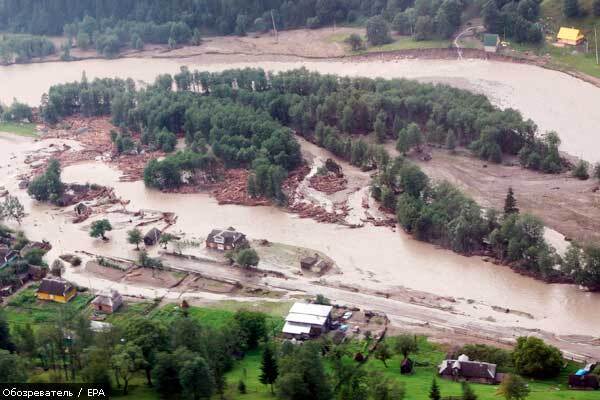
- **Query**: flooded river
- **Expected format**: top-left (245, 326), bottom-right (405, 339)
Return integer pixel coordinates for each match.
top-left (1, 57), bottom-right (600, 338)
top-left (1, 57), bottom-right (600, 162)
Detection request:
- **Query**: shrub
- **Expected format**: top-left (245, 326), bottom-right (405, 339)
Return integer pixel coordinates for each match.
top-left (572, 160), bottom-right (589, 180)
top-left (513, 336), bottom-right (562, 378)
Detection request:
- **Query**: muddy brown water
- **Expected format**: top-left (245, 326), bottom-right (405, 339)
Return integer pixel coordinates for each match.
top-left (1, 58), bottom-right (600, 337)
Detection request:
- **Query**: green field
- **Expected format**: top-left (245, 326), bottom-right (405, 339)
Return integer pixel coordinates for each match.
top-left (327, 32), bottom-right (452, 54)
top-left (0, 121), bottom-right (38, 137)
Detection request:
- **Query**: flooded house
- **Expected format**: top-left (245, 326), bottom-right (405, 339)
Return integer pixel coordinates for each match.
top-left (144, 228), bottom-right (162, 246)
top-left (206, 227), bottom-right (247, 251)
top-left (92, 289), bottom-right (123, 314)
top-left (282, 302), bottom-right (333, 340)
top-left (439, 354), bottom-right (503, 384)
top-left (36, 277), bottom-right (77, 303)
top-left (483, 34), bottom-right (500, 53)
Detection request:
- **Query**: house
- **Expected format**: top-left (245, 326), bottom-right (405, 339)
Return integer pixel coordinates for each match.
top-left (569, 362), bottom-right (599, 390)
top-left (557, 27), bottom-right (585, 46)
top-left (206, 227), bottom-right (247, 251)
top-left (439, 354), bottom-right (503, 384)
top-left (282, 302), bottom-right (333, 340)
top-left (36, 277), bottom-right (77, 303)
top-left (91, 289), bottom-right (123, 314)
top-left (144, 228), bottom-right (162, 246)
top-left (483, 34), bottom-right (500, 53)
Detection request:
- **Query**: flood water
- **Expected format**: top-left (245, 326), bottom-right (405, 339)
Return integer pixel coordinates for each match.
top-left (1, 57), bottom-right (600, 162)
top-left (1, 57), bottom-right (600, 337)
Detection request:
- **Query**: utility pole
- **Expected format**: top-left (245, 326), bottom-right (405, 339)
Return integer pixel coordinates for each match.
top-left (271, 10), bottom-right (278, 43)
top-left (595, 26), bottom-right (599, 65)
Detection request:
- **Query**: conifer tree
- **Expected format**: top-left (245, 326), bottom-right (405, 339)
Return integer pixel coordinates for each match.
top-left (504, 187), bottom-right (519, 215)
top-left (259, 344), bottom-right (278, 393)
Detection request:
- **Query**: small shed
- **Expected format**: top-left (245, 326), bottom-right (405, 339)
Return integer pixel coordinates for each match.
top-left (144, 228), bottom-right (162, 246)
top-left (557, 27), bottom-right (585, 46)
top-left (401, 358), bottom-right (414, 374)
top-left (92, 289), bottom-right (123, 314)
top-left (483, 34), bottom-right (500, 53)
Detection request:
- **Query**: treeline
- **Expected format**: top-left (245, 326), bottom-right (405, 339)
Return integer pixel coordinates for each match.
top-left (63, 17), bottom-right (202, 57)
top-left (0, 99), bottom-right (33, 122)
top-left (483, 0), bottom-right (543, 44)
top-left (0, 0), bottom-right (408, 37)
top-left (0, 34), bottom-right (55, 64)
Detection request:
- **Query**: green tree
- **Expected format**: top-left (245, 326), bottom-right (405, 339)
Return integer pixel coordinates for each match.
top-left (429, 378), bottom-right (441, 400)
top-left (123, 318), bottom-right (169, 386)
top-left (572, 160), bottom-right (589, 180)
top-left (445, 130), bottom-right (457, 151)
top-left (235, 248), bottom-right (259, 268)
top-left (50, 259), bottom-right (64, 277)
top-left (0, 350), bottom-right (27, 383)
top-left (594, 0), bottom-right (600, 16)
top-left (13, 323), bottom-right (36, 356)
top-left (1, 195), bottom-right (25, 224)
top-left (462, 382), bottom-right (478, 400)
top-left (27, 159), bottom-right (64, 203)
top-left (345, 33), bottom-right (364, 51)
top-left (394, 334), bottom-right (418, 360)
top-left (593, 162), bottom-right (600, 179)
top-left (503, 187), bottom-right (519, 215)
top-left (374, 111), bottom-right (387, 143)
top-left (76, 32), bottom-right (91, 50)
top-left (482, 0), bottom-right (501, 33)
top-left (259, 344), bottom-right (279, 393)
top-left (90, 219), bottom-right (112, 240)
top-left (575, 244), bottom-right (600, 291)
top-left (366, 15), bottom-right (392, 46)
top-left (234, 310), bottom-right (266, 349)
top-left (399, 164), bottom-right (428, 198)
top-left (180, 357), bottom-right (214, 400)
top-left (374, 342), bottom-right (393, 367)
top-left (0, 312), bottom-right (15, 352)
top-left (111, 344), bottom-right (147, 395)
top-left (563, 0), bottom-right (580, 17)
top-left (276, 342), bottom-right (332, 400)
top-left (159, 233), bottom-right (176, 249)
top-left (496, 374), bottom-right (530, 400)
top-left (513, 336), bottom-right (562, 378)
top-left (127, 228), bottom-right (142, 250)
top-left (414, 16), bottom-right (434, 41)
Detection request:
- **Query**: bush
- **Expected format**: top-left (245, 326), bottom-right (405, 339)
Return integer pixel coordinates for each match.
top-left (513, 336), bottom-right (563, 378)
top-left (366, 15), bottom-right (392, 46)
top-left (572, 160), bottom-right (589, 180)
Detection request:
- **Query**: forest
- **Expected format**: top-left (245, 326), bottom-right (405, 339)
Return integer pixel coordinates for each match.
top-left (0, 0), bottom-right (544, 60)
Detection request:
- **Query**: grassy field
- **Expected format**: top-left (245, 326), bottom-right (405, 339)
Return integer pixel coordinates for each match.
top-left (327, 32), bottom-right (452, 54)
top-left (0, 121), bottom-right (38, 137)
top-left (222, 336), bottom-right (598, 400)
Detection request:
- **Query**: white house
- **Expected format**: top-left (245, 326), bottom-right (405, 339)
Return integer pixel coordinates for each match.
top-left (282, 302), bottom-right (333, 339)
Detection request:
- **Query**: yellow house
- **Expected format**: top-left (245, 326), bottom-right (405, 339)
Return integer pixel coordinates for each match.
top-left (557, 27), bottom-right (585, 46)
top-left (36, 277), bottom-right (77, 303)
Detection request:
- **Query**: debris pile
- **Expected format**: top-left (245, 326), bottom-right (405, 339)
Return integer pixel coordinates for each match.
top-left (308, 173), bottom-right (348, 194)
top-left (289, 201), bottom-right (348, 223)
top-left (213, 169), bottom-right (270, 206)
